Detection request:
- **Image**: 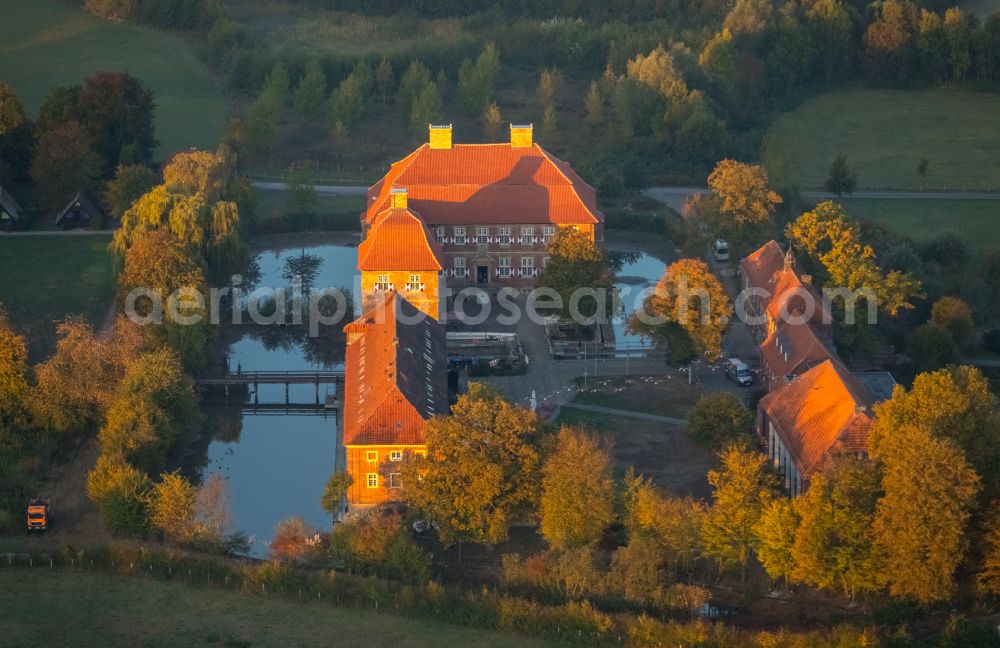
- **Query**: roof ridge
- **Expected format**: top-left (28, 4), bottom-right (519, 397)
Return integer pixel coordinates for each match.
top-left (534, 144), bottom-right (601, 224)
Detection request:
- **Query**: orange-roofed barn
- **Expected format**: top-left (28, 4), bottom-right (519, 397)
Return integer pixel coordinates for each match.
top-left (740, 241), bottom-right (832, 344)
top-left (364, 124), bottom-right (603, 289)
top-left (342, 292), bottom-right (449, 508)
top-left (757, 359), bottom-right (875, 496)
top-left (759, 320), bottom-right (835, 390)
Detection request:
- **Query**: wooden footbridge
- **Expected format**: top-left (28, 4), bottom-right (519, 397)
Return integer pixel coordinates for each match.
top-left (195, 370), bottom-right (345, 410)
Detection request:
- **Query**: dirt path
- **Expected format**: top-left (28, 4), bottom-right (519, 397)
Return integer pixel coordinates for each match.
top-left (24, 435), bottom-right (109, 550)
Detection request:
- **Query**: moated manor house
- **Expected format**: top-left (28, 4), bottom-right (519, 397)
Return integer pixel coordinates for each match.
top-left (343, 124), bottom-right (603, 508)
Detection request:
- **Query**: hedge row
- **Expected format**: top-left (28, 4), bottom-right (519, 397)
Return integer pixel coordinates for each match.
top-left (1, 545), bottom-right (894, 648)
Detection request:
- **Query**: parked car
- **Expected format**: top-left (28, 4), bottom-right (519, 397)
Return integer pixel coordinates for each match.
top-left (725, 358), bottom-right (753, 386)
top-left (713, 239), bottom-right (730, 261)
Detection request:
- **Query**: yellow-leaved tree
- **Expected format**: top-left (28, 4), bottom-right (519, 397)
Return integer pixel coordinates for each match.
top-left (111, 147), bottom-right (247, 279)
top-left (401, 383), bottom-right (541, 547)
top-left (539, 426), bottom-right (615, 550)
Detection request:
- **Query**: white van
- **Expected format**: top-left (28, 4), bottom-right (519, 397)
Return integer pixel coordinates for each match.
top-left (725, 358), bottom-right (752, 386)
top-left (713, 239), bottom-right (730, 261)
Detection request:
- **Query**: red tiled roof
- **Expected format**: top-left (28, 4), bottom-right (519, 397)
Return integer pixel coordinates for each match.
top-left (365, 143), bottom-right (602, 226)
top-left (740, 240), bottom-right (785, 292)
top-left (766, 269), bottom-right (830, 329)
top-left (342, 293), bottom-right (449, 446)
top-left (760, 321), bottom-right (835, 382)
top-left (760, 359), bottom-right (874, 477)
top-left (357, 207), bottom-right (444, 271)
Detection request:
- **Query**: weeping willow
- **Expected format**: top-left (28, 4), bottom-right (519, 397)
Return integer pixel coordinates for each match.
top-left (111, 147), bottom-right (248, 280)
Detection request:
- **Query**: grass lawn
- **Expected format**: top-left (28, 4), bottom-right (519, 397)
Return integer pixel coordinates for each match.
top-left (962, 0), bottom-right (1000, 17)
top-left (841, 197), bottom-right (1000, 256)
top-left (558, 377), bottom-right (714, 499)
top-left (0, 569), bottom-right (559, 648)
top-left (763, 88), bottom-right (1000, 191)
top-left (253, 190), bottom-right (365, 222)
top-left (571, 374), bottom-right (701, 419)
top-left (0, 236), bottom-right (113, 361)
top-left (0, 0), bottom-right (226, 156)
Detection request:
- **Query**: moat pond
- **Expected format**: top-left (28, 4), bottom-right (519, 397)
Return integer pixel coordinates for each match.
top-left (195, 233), bottom-right (666, 557)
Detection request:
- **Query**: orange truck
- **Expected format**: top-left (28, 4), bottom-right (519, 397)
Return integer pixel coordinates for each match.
top-left (26, 498), bottom-right (51, 532)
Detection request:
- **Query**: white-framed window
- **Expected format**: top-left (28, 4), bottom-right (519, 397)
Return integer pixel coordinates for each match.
top-left (435, 226), bottom-right (447, 244)
top-left (521, 257), bottom-right (536, 277)
top-left (498, 226), bottom-right (512, 245)
top-left (542, 255), bottom-right (550, 268)
top-left (454, 226), bottom-right (466, 244)
top-left (388, 473), bottom-right (402, 489)
top-left (542, 226), bottom-right (556, 242)
top-left (390, 450), bottom-right (402, 461)
top-left (374, 274), bottom-right (391, 291)
top-left (498, 257), bottom-right (511, 278)
top-left (476, 227), bottom-right (489, 245)
top-left (454, 256), bottom-right (467, 277)
top-left (406, 273), bottom-right (423, 292)
top-left (366, 473), bottom-right (378, 488)
top-left (521, 226), bottom-right (534, 238)
top-left (366, 450), bottom-right (378, 463)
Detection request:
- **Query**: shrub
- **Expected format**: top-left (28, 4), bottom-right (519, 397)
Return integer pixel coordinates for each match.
top-left (687, 393), bottom-right (752, 450)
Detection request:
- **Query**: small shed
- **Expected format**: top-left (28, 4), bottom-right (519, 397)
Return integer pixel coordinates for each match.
top-left (0, 186), bottom-right (21, 231)
top-left (55, 192), bottom-right (103, 229)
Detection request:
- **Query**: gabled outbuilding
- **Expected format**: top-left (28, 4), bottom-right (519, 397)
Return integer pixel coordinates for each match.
top-left (55, 192), bottom-right (103, 229)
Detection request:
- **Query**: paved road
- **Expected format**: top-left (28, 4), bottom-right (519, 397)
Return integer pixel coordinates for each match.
top-left (0, 229), bottom-right (113, 237)
top-left (644, 186), bottom-right (1000, 212)
top-left (561, 402), bottom-right (687, 426)
top-left (249, 181), bottom-right (999, 212)
top-left (252, 181), bottom-right (368, 196)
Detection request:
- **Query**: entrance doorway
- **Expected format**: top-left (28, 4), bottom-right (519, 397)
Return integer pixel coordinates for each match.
top-left (477, 265), bottom-right (489, 284)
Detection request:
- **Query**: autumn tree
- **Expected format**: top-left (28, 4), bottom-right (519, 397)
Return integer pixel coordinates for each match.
top-left (786, 201), bottom-right (922, 317)
top-left (149, 470), bottom-right (198, 542)
top-left (540, 427), bottom-right (615, 550)
top-left (707, 159), bottom-right (782, 227)
top-left (687, 393), bottom-right (752, 450)
top-left (86, 456), bottom-right (152, 536)
top-left (330, 73), bottom-right (367, 135)
top-left (98, 348), bottom-right (198, 472)
top-left (30, 317), bottom-right (142, 433)
top-left (754, 498), bottom-right (799, 586)
top-left (930, 296), bottom-right (974, 344)
top-left (119, 230), bottom-right (210, 367)
top-left (320, 471), bottom-right (353, 516)
top-left (329, 511), bottom-right (431, 583)
top-left (702, 446), bottom-right (777, 583)
top-left (628, 258), bottom-right (731, 362)
top-left (979, 500), bottom-right (1000, 598)
top-left (871, 365), bottom-right (1000, 494)
top-left (537, 227), bottom-right (616, 321)
top-left (872, 424), bottom-right (980, 603)
top-left (537, 68), bottom-right (561, 112)
top-left (30, 120), bottom-right (103, 214)
top-left (294, 59), bottom-right (327, 120)
top-left (825, 155), bottom-right (857, 196)
top-left (271, 516), bottom-right (317, 563)
top-left (104, 164), bottom-right (157, 219)
top-left (113, 148), bottom-right (246, 279)
top-left (481, 101), bottom-right (502, 139)
top-left (402, 383), bottom-right (541, 546)
top-left (623, 469), bottom-right (706, 575)
top-left (0, 311), bottom-right (28, 422)
top-left (195, 473), bottom-right (234, 541)
top-left (790, 462), bottom-right (883, 601)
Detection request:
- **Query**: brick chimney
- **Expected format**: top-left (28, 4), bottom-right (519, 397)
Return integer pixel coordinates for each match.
top-left (429, 124), bottom-right (452, 150)
top-left (390, 188), bottom-right (408, 210)
top-left (510, 123), bottom-right (533, 148)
